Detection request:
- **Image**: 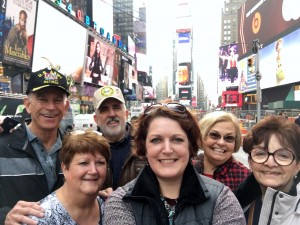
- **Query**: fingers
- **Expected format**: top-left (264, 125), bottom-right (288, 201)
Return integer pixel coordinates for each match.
top-left (98, 187), bottom-right (113, 199)
top-left (5, 201), bottom-right (44, 225)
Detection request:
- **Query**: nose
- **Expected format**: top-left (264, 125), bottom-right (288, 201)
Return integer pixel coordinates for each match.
top-left (216, 137), bottom-right (226, 145)
top-left (264, 154), bottom-right (278, 167)
top-left (162, 141), bottom-right (173, 153)
top-left (107, 108), bottom-right (117, 117)
top-left (88, 163), bottom-right (98, 174)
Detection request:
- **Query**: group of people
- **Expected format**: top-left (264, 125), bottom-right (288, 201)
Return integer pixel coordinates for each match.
top-left (0, 67), bottom-right (299, 225)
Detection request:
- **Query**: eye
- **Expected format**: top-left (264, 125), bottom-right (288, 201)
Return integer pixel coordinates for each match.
top-left (150, 137), bottom-right (161, 143)
top-left (96, 160), bottom-right (106, 165)
top-left (173, 137), bottom-right (184, 143)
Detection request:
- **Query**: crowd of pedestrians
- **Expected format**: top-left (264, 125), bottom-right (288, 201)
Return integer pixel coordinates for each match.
top-left (0, 67), bottom-right (299, 224)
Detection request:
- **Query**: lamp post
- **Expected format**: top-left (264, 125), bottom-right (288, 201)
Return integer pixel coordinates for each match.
top-left (252, 39), bottom-right (262, 122)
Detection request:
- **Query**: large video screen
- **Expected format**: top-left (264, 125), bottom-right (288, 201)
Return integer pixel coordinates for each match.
top-left (84, 34), bottom-right (115, 86)
top-left (238, 0), bottom-right (300, 57)
top-left (259, 27), bottom-right (300, 89)
top-left (32, 0), bottom-right (86, 84)
top-left (1, 0), bottom-right (38, 68)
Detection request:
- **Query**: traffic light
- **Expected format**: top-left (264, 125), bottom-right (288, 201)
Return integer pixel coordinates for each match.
top-left (248, 57), bottom-right (255, 73)
top-left (247, 58), bottom-right (253, 67)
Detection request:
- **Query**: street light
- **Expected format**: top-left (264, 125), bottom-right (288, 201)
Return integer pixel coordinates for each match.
top-left (252, 39), bottom-right (262, 122)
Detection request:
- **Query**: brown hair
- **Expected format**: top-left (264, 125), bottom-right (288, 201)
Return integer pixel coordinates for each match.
top-left (60, 130), bottom-right (111, 169)
top-left (243, 116), bottom-right (300, 161)
top-left (133, 104), bottom-right (202, 158)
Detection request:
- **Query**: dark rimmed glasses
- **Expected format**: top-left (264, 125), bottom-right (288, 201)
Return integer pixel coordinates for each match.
top-left (250, 148), bottom-right (296, 166)
top-left (144, 103), bottom-right (187, 116)
top-left (207, 131), bottom-right (236, 143)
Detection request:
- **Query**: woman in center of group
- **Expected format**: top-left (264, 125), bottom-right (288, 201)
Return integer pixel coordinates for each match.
top-left (193, 111), bottom-right (251, 191)
top-left (104, 103), bottom-right (245, 224)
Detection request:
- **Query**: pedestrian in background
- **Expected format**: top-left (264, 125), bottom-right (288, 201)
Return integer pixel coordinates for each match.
top-left (193, 111), bottom-right (251, 191)
top-left (0, 67), bottom-right (70, 225)
top-left (28, 130), bottom-right (110, 225)
top-left (105, 103), bottom-right (246, 225)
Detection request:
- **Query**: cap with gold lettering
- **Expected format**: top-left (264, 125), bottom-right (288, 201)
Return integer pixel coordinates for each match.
top-left (26, 67), bottom-right (70, 96)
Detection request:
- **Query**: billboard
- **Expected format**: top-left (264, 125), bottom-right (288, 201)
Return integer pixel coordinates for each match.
top-left (237, 56), bottom-right (257, 93)
top-left (259, 27), bottom-right (300, 89)
top-left (1, 0), bottom-right (38, 68)
top-left (218, 43), bottom-right (239, 85)
top-left (32, 0), bottom-right (86, 83)
top-left (238, 0), bottom-right (300, 57)
top-left (84, 34), bottom-right (115, 86)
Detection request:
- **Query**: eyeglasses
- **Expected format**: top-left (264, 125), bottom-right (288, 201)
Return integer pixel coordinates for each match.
top-left (250, 148), bottom-right (296, 166)
top-left (144, 103), bottom-right (186, 116)
top-left (207, 131), bottom-right (236, 143)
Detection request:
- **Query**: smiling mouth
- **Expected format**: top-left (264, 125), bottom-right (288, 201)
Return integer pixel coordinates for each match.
top-left (212, 148), bottom-right (226, 153)
top-left (159, 159), bottom-right (177, 163)
top-left (262, 171), bottom-right (281, 175)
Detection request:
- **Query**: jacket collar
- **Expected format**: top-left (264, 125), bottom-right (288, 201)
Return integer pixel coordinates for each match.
top-left (124, 163), bottom-right (209, 204)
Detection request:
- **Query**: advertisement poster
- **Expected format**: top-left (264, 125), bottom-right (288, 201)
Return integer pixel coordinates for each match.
top-left (2, 0), bottom-right (37, 68)
top-left (32, 0), bottom-right (86, 85)
top-left (84, 34), bottom-right (115, 86)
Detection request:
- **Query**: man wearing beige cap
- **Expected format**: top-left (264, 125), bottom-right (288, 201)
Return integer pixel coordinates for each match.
top-left (93, 86), bottom-right (146, 190)
top-left (0, 67), bottom-right (70, 224)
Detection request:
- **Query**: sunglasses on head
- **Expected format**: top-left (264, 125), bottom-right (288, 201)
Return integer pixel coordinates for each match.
top-left (144, 103), bottom-right (187, 115)
top-left (208, 131), bottom-right (236, 143)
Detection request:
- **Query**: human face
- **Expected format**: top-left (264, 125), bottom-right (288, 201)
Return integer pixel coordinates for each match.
top-left (249, 134), bottom-right (300, 193)
top-left (203, 121), bottom-right (236, 167)
top-left (24, 88), bottom-right (69, 133)
top-left (19, 13), bottom-right (27, 29)
top-left (63, 152), bottom-right (107, 196)
top-left (146, 117), bottom-right (190, 183)
top-left (93, 98), bottom-right (128, 142)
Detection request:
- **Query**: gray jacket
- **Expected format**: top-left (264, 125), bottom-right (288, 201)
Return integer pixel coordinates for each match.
top-left (105, 164), bottom-right (246, 225)
top-left (258, 182), bottom-right (300, 225)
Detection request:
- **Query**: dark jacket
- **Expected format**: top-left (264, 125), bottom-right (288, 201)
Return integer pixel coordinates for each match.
top-left (105, 163), bottom-right (246, 225)
top-left (0, 123), bottom-right (64, 224)
top-left (103, 123), bottom-right (147, 190)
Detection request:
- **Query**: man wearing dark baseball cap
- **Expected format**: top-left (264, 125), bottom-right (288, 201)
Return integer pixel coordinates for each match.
top-left (26, 67), bottom-right (70, 96)
top-left (0, 67), bottom-right (70, 224)
top-left (93, 86), bottom-right (147, 192)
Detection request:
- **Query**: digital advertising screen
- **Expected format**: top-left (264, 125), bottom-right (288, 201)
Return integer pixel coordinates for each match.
top-left (1, 0), bottom-right (38, 68)
top-left (84, 34), bottom-right (115, 86)
top-left (218, 43), bottom-right (239, 86)
top-left (238, 0), bottom-right (300, 58)
top-left (32, 0), bottom-right (86, 84)
top-left (259, 27), bottom-right (300, 89)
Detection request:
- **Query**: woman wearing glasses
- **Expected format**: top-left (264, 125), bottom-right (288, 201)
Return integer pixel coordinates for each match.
top-left (193, 111), bottom-right (251, 191)
top-left (104, 103), bottom-right (246, 224)
top-left (239, 116), bottom-right (300, 225)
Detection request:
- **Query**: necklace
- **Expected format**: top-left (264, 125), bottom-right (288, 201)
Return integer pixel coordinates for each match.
top-left (161, 196), bottom-right (177, 225)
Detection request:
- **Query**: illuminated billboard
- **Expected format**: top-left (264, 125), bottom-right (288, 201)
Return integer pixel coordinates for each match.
top-left (84, 34), bottom-right (115, 86)
top-left (32, 0), bottom-right (86, 83)
top-left (218, 44), bottom-right (239, 86)
top-left (238, 0), bottom-right (300, 58)
top-left (259, 27), bottom-right (300, 89)
top-left (1, 0), bottom-right (38, 68)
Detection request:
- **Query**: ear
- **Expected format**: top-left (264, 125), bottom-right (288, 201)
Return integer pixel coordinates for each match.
top-left (64, 100), bottom-right (70, 116)
top-left (248, 157), bottom-right (253, 171)
top-left (23, 96), bottom-right (32, 114)
top-left (125, 109), bottom-right (129, 120)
